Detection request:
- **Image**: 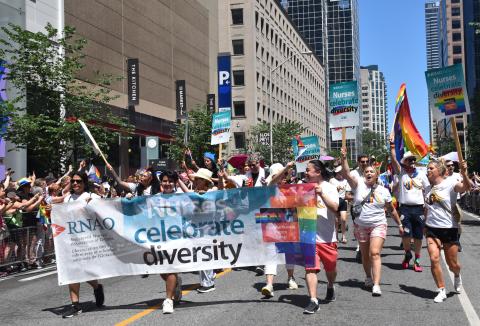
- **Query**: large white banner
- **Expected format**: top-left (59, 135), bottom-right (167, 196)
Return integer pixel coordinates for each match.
top-left (51, 185), bottom-right (318, 285)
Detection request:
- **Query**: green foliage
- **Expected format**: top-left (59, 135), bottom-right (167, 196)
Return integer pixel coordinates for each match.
top-left (434, 136), bottom-right (456, 157)
top-left (0, 23), bottom-right (131, 175)
top-left (361, 129), bottom-right (388, 159)
top-left (167, 105), bottom-right (217, 164)
top-left (247, 121), bottom-right (305, 165)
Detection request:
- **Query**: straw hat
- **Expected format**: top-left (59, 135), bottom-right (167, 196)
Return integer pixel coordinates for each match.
top-left (400, 151), bottom-right (416, 164)
top-left (193, 168), bottom-right (213, 184)
top-left (266, 163), bottom-right (284, 185)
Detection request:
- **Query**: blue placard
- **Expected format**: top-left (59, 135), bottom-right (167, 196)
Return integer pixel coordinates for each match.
top-left (217, 54), bottom-right (232, 111)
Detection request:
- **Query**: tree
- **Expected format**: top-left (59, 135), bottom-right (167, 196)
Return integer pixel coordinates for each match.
top-left (0, 23), bottom-right (131, 175)
top-left (167, 104), bottom-right (216, 165)
top-left (434, 135), bottom-right (456, 157)
top-left (247, 121), bottom-right (305, 165)
top-left (361, 130), bottom-right (388, 159)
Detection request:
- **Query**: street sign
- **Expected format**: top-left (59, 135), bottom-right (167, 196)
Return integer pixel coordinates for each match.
top-left (258, 133), bottom-right (270, 146)
top-left (127, 58), bottom-right (139, 105)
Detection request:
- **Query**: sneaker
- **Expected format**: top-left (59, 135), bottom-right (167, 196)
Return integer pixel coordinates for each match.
top-left (197, 285), bottom-right (215, 293)
top-left (288, 277), bottom-right (298, 290)
top-left (62, 303), bottom-right (82, 318)
top-left (364, 277), bottom-right (373, 288)
top-left (325, 286), bottom-right (336, 302)
top-left (434, 288), bottom-right (447, 303)
top-left (372, 285), bottom-right (382, 296)
top-left (174, 276), bottom-right (183, 303)
top-left (402, 251), bottom-right (412, 269)
top-left (413, 259), bottom-right (423, 272)
top-left (261, 284), bottom-right (274, 298)
top-left (162, 298), bottom-right (174, 314)
top-left (454, 275), bottom-right (462, 293)
top-left (303, 298), bottom-right (320, 314)
top-left (94, 284), bottom-right (105, 307)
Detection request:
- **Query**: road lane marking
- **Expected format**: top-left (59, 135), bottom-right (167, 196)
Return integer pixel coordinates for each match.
top-left (115, 269), bottom-right (232, 326)
top-left (19, 271), bottom-right (57, 282)
top-left (441, 251), bottom-right (480, 326)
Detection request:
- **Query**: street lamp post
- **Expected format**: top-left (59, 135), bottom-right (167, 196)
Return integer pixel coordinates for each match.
top-left (268, 50), bottom-right (313, 164)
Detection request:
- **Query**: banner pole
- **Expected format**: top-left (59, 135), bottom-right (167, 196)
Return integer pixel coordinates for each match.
top-left (341, 127), bottom-right (346, 149)
top-left (450, 116), bottom-right (464, 162)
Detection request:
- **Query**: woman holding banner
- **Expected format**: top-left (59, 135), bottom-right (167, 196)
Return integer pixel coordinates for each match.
top-left (424, 159), bottom-right (470, 303)
top-left (340, 147), bottom-right (404, 297)
top-left (62, 172), bottom-right (104, 318)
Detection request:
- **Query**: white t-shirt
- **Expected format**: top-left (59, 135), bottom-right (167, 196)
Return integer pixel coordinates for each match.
top-left (64, 192), bottom-right (101, 203)
top-left (397, 169), bottom-right (429, 205)
top-left (425, 178), bottom-right (458, 228)
top-left (329, 177), bottom-right (350, 199)
top-left (315, 181), bottom-right (339, 243)
top-left (446, 172), bottom-right (462, 199)
top-left (350, 168), bottom-right (363, 182)
top-left (128, 183), bottom-right (152, 196)
top-left (353, 179), bottom-right (391, 227)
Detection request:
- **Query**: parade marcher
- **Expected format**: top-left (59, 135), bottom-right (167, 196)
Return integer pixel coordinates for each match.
top-left (424, 159), bottom-right (470, 303)
top-left (340, 147), bottom-right (404, 297)
top-left (261, 162), bottom-right (298, 298)
top-left (158, 170), bottom-right (184, 314)
top-left (329, 166), bottom-right (351, 243)
top-left (245, 155), bottom-right (266, 188)
top-left (187, 151), bottom-right (219, 184)
top-left (302, 160), bottom-right (339, 314)
top-left (389, 139), bottom-right (430, 272)
top-left (62, 172), bottom-right (104, 318)
top-left (107, 165), bottom-right (160, 198)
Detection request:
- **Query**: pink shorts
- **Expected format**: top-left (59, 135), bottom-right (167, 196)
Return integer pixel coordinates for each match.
top-left (354, 223), bottom-right (387, 242)
top-left (305, 242), bottom-right (338, 272)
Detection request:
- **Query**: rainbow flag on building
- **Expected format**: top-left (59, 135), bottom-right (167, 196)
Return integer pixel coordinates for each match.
top-left (392, 84), bottom-right (430, 162)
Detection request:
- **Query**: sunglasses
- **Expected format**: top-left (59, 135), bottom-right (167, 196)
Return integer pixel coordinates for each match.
top-left (360, 160), bottom-right (369, 164)
top-left (248, 164), bottom-right (257, 167)
top-left (71, 179), bottom-right (83, 184)
top-left (446, 164), bottom-right (454, 167)
top-left (407, 158), bottom-right (416, 162)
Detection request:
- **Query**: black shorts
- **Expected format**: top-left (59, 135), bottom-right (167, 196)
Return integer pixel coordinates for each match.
top-left (338, 198), bottom-right (348, 212)
top-left (425, 226), bottom-right (459, 245)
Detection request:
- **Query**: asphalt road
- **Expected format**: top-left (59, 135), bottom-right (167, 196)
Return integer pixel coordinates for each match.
top-left (1, 210), bottom-right (479, 326)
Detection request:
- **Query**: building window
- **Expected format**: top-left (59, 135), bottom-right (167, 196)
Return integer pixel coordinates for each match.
top-left (451, 7), bottom-right (461, 16)
top-left (452, 20), bottom-right (461, 29)
top-left (453, 45), bottom-right (462, 54)
top-left (453, 58), bottom-right (462, 64)
top-left (233, 70), bottom-right (245, 86)
top-left (231, 8), bottom-right (243, 25)
top-left (451, 0), bottom-right (460, 2)
top-left (232, 39), bottom-right (244, 55)
top-left (452, 32), bottom-right (462, 42)
top-left (233, 101), bottom-right (246, 116)
top-left (234, 132), bottom-right (246, 149)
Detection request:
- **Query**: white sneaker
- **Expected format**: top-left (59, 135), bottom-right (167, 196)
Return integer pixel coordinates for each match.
top-left (434, 288), bottom-right (447, 303)
top-left (454, 275), bottom-right (462, 293)
top-left (162, 298), bottom-right (174, 314)
top-left (372, 284), bottom-right (382, 296)
top-left (288, 277), bottom-right (298, 290)
top-left (261, 284), bottom-right (274, 297)
top-left (364, 277), bottom-right (373, 288)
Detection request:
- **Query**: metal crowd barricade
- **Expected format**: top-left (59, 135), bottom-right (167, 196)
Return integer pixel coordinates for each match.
top-left (463, 192), bottom-right (480, 215)
top-left (0, 223), bottom-right (55, 269)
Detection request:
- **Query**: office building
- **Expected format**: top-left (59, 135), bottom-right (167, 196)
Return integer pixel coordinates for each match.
top-left (218, 0), bottom-right (327, 153)
top-left (360, 65), bottom-right (387, 144)
top-left (284, 0), bottom-right (361, 159)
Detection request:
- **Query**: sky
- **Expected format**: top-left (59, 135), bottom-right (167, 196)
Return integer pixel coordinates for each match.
top-left (359, 0), bottom-right (430, 143)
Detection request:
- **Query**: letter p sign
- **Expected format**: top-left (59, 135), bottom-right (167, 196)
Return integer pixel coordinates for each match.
top-left (219, 71), bottom-right (230, 85)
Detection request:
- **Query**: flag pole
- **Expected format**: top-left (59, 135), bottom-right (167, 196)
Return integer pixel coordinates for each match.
top-left (450, 117), bottom-right (464, 162)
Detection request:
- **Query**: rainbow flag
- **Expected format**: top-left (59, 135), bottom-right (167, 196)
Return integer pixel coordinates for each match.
top-left (88, 164), bottom-right (101, 183)
top-left (294, 135), bottom-right (306, 158)
top-left (393, 84), bottom-right (429, 162)
top-left (37, 201), bottom-right (51, 230)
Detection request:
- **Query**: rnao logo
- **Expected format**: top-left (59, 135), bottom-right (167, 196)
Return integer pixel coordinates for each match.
top-left (51, 224), bottom-right (66, 238)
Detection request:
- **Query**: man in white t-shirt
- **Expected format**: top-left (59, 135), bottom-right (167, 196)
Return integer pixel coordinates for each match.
top-left (303, 160), bottom-right (339, 314)
top-left (390, 142), bottom-right (429, 272)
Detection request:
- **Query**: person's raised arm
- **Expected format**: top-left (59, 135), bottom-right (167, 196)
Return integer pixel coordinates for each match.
top-left (454, 160), bottom-right (472, 193)
top-left (106, 164), bottom-right (131, 192)
top-left (56, 165), bottom-right (74, 185)
top-left (269, 161), bottom-right (295, 186)
top-left (340, 147), bottom-right (358, 190)
top-left (388, 135), bottom-right (401, 175)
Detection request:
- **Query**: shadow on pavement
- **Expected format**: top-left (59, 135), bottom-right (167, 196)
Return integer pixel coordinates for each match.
top-left (252, 282), bottom-right (305, 293)
top-left (462, 219), bottom-right (480, 226)
top-left (399, 284), bottom-right (456, 300)
top-left (382, 262), bottom-right (404, 271)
